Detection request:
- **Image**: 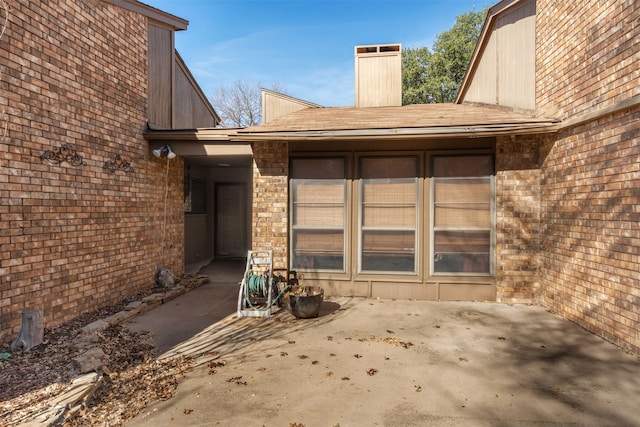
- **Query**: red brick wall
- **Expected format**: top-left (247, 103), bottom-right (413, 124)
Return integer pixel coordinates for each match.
top-left (536, 0), bottom-right (639, 119)
top-left (251, 141), bottom-right (288, 270)
top-left (540, 107), bottom-right (640, 354)
top-left (0, 0), bottom-right (184, 343)
top-left (536, 0), bottom-right (640, 354)
top-left (495, 134), bottom-right (544, 304)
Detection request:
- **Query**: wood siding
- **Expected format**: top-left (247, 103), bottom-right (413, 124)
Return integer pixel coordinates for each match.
top-left (174, 57), bottom-right (219, 128)
top-left (462, 0), bottom-right (536, 111)
top-left (355, 44), bottom-right (402, 108)
top-left (147, 23), bottom-right (173, 128)
top-left (262, 89), bottom-right (321, 124)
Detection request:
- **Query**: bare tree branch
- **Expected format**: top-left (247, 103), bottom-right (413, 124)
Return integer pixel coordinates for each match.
top-left (210, 80), bottom-right (286, 128)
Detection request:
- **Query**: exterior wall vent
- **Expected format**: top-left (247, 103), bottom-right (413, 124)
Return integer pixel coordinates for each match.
top-left (354, 43), bottom-right (402, 108)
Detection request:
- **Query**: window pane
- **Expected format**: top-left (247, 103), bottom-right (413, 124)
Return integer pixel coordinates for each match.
top-left (433, 155), bottom-right (492, 177)
top-left (291, 158), bottom-right (344, 179)
top-left (291, 158), bottom-right (346, 272)
top-left (293, 181), bottom-right (344, 227)
top-left (363, 179), bottom-right (416, 227)
top-left (361, 157), bottom-right (417, 179)
top-left (434, 178), bottom-right (491, 228)
top-left (190, 179), bottom-right (207, 213)
top-left (431, 155), bottom-right (493, 276)
top-left (360, 156), bottom-right (418, 273)
top-left (362, 230), bottom-right (415, 272)
top-left (292, 230), bottom-right (344, 270)
top-left (433, 230), bottom-right (490, 273)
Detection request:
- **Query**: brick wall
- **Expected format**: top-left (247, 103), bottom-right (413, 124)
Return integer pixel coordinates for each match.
top-left (540, 107), bottom-right (640, 355)
top-left (0, 0), bottom-right (184, 343)
top-left (535, 0), bottom-right (640, 355)
top-left (536, 0), bottom-right (639, 119)
top-left (495, 134), bottom-right (544, 304)
top-left (251, 141), bottom-right (288, 270)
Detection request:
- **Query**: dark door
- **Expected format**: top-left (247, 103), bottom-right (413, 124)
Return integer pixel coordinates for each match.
top-left (215, 183), bottom-right (247, 257)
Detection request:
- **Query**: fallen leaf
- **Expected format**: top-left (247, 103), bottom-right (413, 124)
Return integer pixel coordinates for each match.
top-left (459, 357), bottom-right (468, 362)
top-left (312, 360), bottom-right (319, 365)
top-left (298, 355), bottom-right (309, 359)
top-left (386, 330), bottom-right (395, 334)
top-left (183, 409), bottom-right (193, 415)
top-left (367, 368), bottom-right (378, 376)
top-left (288, 340), bottom-right (296, 344)
top-left (497, 336), bottom-right (506, 340)
top-left (325, 371), bottom-right (334, 377)
top-left (341, 377), bottom-right (350, 381)
top-left (327, 336), bottom-right (333, 341)
top-left (256, 367), bottom-right (266, 371)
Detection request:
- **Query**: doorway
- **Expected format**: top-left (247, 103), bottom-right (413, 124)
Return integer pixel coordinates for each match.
top-left (214, 182), bottom-right (248, 258)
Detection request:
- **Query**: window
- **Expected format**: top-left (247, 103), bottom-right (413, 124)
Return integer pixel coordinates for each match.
top-left (184, 174), bottom-right (207, 214)
top-left (359, 157), bottom-right (418, 273)
top-left (290, 158), bottom-right (346, 271)
top-left (431, 155), bottom-right (493, 274)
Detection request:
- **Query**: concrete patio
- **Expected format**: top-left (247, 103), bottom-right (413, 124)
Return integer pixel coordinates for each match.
top-left (125, 260), bottom-right (640, 427)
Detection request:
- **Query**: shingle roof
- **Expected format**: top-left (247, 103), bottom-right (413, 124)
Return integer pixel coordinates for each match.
top-left (238, 103), bottom-right (558, 140)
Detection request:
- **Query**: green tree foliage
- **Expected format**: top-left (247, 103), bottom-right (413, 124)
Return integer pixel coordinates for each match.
top-left (402, 47), bottom-right (432, 105)
top-left (402, 7), bottom-right (488, 104)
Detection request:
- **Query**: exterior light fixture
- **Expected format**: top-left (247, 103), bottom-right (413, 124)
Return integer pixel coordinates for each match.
top-left (152, 145), bottom-right (176, 159)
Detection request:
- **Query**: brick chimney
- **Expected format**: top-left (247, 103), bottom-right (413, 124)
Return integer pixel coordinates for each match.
top-left (354, 44), bottom-right (402, 108)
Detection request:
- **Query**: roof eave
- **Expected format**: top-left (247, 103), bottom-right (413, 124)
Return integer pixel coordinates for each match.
top-left (143, 127), bottom-right (241, 142)
top-left (235, 122), bottom-right (560, 142)
top-left (105, 0), bottom-right (189, 30)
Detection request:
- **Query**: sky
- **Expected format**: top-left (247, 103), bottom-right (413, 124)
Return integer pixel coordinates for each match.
top-left (142, 0), bottom-right (489, 107)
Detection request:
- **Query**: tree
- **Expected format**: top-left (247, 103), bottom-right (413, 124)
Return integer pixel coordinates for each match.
top-left (402, 7), bottom-right (488, 104)
top-left (211, 80), bottom-right (286, 128)
top-left (402, 47), bottom-right (432, 105)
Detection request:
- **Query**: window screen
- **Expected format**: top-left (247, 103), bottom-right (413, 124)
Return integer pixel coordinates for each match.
top-left (360, 157), bottom-right (418, 273)
top-left (290, 158), bottom-right (346, 271)
top-left (432, 155), bottom-right (493, 274)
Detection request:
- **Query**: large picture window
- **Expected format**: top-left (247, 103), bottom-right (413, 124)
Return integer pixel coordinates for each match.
top-left (431, 155), bottom-right (493, 274)
top-left (359, 157), bottom-right (418, 273)
top-left (290, 158), bottom-right (346, 271)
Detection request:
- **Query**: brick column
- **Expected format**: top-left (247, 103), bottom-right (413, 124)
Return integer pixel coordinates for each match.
top-left (495, 134), bottom-right (544, 303)
top-left (251, 141), bottom-right (289, 270)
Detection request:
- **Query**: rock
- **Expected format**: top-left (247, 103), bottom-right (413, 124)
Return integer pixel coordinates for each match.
top-left (104, 310), bottom-right (134, 325)
top-left (124, 300), bottom-right (143, 311)
top-left (80, 319), bottom-right (109, 334)
top-left (74, 347), bottom-right (106, 374)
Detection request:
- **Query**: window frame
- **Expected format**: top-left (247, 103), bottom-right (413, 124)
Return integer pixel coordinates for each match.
top-left (289, 156), bottom-right (349, 274)
top-left (356, 154), bottom-right (421, 276)
top-left (429, 154), bottom-right (495, 277)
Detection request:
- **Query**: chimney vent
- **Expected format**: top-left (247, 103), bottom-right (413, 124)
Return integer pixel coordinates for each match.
top-left (354, 43), bottom-right (402, 107)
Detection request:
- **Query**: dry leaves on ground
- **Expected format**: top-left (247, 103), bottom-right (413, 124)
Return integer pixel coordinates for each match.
top-left (0, 300), bottom-right (195, 426)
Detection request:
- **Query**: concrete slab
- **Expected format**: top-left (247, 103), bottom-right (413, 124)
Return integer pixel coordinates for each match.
top-left (126, 283), bottom-right (640, 427)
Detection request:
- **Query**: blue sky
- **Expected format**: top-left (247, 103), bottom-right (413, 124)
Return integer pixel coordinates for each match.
top-left (142, 0), bottom-right (489, 107)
